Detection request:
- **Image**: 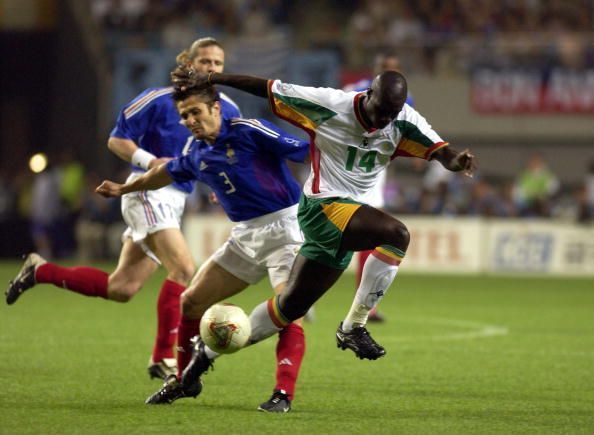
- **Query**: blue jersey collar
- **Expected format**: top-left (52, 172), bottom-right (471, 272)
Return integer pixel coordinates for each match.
top-left (195, 117), bottom-right (232, 150)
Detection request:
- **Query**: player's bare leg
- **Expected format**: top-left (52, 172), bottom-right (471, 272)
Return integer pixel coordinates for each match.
top-left (146, 258), bottom-right (248, 404)
top-left (107, 239), bottom-right (158, 301)
top-left (144, 228), bottom-right (196, 379)
top-left (177, 254), bottom-right (341, 405)
top-left (5, 238), bottom-right (156, 305)
top-left (275, 256), bottom-right (344, 321)
top-left (337, 205), bottom-right (409, 359)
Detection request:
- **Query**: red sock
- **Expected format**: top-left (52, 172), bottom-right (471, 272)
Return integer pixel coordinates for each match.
top-left (357, 250), bottom-right (373, 287)
top-left (152, 280), bottom-right (185, 362)
top-left (275, 323), bottom-right (305, 400)
top-left (176, 315), bottom-right (201, 378)
top-left (35, 263), bottom-right (108, 298)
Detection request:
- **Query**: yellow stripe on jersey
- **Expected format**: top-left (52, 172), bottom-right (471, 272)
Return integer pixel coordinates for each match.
top-left (321, 202), bottom-right (361, 232)
top-left (397, 138), bottom-right (430, 159)
top-left (271, 97), bottom-right (318, 133)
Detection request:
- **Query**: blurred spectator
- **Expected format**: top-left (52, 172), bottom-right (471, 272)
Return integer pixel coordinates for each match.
top-left (75, 172), bottom-right (121, 260)
top-left (385, 2), bottom-right (423, 47)
top-left (513, 154), bottom-right (560, 217)
top-left (419, 160), bottom-right (455, 214)
top-left (91, 0), bottom-right (594, 75)
top-left (578, 159), bottom-right (594, 222)
top-left (498, 180), bottom-right (519, 218)
top-left (0, 168), bottom-right (35, 257)
top-left (55, 152), bottom-right (86, 258)
top-left (30, 163), bottom-right (62, 259)
top-left (0, 170), bottom-right (15, 221)
top-left (161, 10), bottom-right (200, 52)
top-left (468, 178), bottom-right (515, 217)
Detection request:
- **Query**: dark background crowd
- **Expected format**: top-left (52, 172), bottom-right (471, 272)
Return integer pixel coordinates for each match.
top-left (1, 0), bottom-right (593, 260)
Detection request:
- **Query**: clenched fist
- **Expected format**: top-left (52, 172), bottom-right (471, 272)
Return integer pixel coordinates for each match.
top-left (452, 149), bottom-right (477, 177)
top-left (95, 180), bottom-right (124, 198)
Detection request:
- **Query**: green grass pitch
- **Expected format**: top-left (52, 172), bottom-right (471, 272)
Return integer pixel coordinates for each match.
top-left (0, 260), bottom-right (593, 434)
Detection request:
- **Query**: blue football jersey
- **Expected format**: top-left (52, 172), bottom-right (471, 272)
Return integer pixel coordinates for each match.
top-left (166, 118), bottom-right (308, 221)
top-left (110, 87), bottom-right (241, 193)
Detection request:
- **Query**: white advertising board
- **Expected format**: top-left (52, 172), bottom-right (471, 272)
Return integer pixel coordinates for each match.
top-left (183, 215), bottom-right (594, 276)
top-left (486, 220), bottom-right (594, 276)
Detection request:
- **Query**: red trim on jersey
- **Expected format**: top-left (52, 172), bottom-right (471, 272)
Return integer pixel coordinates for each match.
top-left (390, 142), bottom-right (405, 161)
top-left (390, 140), bottom-right (450, 161)
top-left (310, 141), bottom-right (321, 193)
top-left (424, 141), bottom-right (449, 159)
top-left (353, 92), bottom-right (373, 132)
top-left (267, 80), bottom-right (321, 193)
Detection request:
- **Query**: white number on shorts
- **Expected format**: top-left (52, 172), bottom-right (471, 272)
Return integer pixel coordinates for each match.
top-left (218, 171), bottom-right (236, 194)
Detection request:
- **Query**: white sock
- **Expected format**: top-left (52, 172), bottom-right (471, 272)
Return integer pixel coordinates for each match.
top-left (342, 252), bottom-right (399, 332)
top-left (248, 299), bottom-right (283, 344)
top-left (204, 346), bottom-right (220, 360)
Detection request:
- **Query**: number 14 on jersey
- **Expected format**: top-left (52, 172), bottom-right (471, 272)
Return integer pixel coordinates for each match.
top-left (345, 147), bottom-right (377, 173)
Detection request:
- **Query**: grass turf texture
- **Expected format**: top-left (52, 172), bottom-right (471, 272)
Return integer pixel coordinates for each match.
top-left (0, 260), bottom-right (593, 434)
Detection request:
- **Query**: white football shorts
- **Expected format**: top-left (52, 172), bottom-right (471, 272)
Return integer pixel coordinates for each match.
top-left (121, 172), bottom-right (187, 263)
top-left (211, 204), bottom-right (303, 288)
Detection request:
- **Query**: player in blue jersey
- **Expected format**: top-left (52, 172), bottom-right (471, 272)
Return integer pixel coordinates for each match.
top-left (5, 37), bottom-right (241, 381)
top-left (96, 85), bottom-right (309, 413)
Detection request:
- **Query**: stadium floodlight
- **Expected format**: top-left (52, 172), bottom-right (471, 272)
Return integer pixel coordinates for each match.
top-left (29, 153), bottom-right (47, 173)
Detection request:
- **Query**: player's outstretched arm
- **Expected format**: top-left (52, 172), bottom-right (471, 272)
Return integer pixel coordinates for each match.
top-left (96, 164), bottom-right (173, 198)
top-left (171, 65), bottom-right (268, 98)
top-left (431, 147), bottom-right (477, 177)
top-left (107, 137), bottom-right (172, 169)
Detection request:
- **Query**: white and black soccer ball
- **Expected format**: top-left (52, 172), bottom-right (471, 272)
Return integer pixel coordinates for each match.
top-left (199, 303), bottom-right (251, 354)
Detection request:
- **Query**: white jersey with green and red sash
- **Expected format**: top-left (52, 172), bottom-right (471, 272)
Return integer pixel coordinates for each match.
top-left (267, 79), bottom-right (449, 204)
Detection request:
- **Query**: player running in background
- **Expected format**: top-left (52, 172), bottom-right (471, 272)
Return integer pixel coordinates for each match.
top-left (97, 85), bottom-right (309, 413)
top-left (5, 37), bottom-right (240, 381)
top-left (344, 52), bottom-right (415, 107)
top-left (343, 52), bottom-right (414, 323)
top-left (169, 68), bottom-right (475, 398)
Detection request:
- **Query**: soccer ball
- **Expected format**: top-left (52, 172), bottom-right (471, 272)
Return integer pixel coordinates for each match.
top-left (199, 303), bottom-right (251, 354)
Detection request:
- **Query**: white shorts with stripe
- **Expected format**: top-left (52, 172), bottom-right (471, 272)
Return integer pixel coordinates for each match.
top-left (210, 204), bottom-right (303, 289)
top-left (121, 172), bottom-right (187, 263)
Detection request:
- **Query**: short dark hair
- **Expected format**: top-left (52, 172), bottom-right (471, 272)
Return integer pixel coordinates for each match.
top-left (172, 85), bottom-right (220, 107)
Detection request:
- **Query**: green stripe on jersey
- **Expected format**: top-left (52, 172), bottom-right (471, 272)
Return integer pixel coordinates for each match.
top-left (394, 120), bottom-right (435, 148)
top-left (273, 93), bottom-right (337, 126)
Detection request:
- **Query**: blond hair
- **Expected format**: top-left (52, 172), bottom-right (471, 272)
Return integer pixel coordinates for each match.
top-left (176, 37), bottom-right (223, 66)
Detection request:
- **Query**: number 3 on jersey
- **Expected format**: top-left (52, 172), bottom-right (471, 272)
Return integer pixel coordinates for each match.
top-left (218, 171), bottom-right (236, 194)
top-left (345, 147), bottom-right (377, 172)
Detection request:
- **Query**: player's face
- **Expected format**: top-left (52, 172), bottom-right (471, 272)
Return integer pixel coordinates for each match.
top-left (191, 45), bottom-right (225, 74)
top-left (177, 96), bottom-right (222, 142)
top-left (365, 90), bottom-right (403, 129)
top-left (364, 77), bottom-right (406, 129)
